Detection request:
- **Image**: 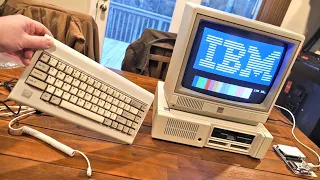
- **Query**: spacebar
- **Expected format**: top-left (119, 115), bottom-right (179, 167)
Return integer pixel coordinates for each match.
top-left (60, 100), bottom-right (104, 123)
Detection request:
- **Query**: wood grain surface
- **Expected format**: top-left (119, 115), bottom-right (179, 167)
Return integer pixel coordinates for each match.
top-left (0, 68), bottom-right (319, 180)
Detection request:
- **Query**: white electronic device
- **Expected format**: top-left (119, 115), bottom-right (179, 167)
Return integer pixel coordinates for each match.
top-left (152, 81), bottom-right (273, 159)
top-left (164, 3), bottom-right (305, 125)
top-left (8, 35), bottom-right (154, 144)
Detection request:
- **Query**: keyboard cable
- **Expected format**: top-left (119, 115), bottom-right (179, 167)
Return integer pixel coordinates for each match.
top-left (1, 78), bottom-right (92, 177)
top-left (1, 107), bottom-right (92, 177)
top-left (275, 104), bottom-right (320, 169)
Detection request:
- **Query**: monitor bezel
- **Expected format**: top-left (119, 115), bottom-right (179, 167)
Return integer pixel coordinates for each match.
top-left (173, 14), bottom-right (301, 112)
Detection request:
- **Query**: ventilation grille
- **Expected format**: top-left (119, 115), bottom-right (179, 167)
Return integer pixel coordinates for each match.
top-left (164, 118), bottom-right (200, 140)
top-left (176, 96), bottom-right (204, 110)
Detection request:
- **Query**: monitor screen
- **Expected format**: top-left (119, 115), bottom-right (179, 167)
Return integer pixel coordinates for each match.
top-left (182, 20), bottom-right (288, 104)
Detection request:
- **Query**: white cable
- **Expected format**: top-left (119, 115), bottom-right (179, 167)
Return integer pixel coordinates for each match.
top-left (275, 104), bottom-right (320, 169)
top-left (74, 150), bottom-right (92, 177)
top-left (0, 106), bottom-right (35, 117)
top-left (8, 110), bottom-right (92, 177)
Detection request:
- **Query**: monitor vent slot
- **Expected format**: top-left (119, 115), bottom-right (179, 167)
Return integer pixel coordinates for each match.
top-left (164, 118), bottom-right (199, 140)
top-left (176, 97), bottom-right (203, 110)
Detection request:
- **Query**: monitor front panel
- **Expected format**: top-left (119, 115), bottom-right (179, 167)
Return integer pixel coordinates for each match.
top-left (182, 20), bottom-right (288, 104)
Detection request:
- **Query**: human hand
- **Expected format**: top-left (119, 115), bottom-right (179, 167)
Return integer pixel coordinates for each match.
top-left (0, 15), bottom-right (54, 66)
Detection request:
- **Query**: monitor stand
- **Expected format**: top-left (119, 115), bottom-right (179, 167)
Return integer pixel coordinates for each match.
top-left (152, 81), bottom-right (273, 159)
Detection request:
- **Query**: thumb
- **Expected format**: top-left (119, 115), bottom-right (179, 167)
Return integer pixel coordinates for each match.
top-left (23, 35), bottom-right (54, 49)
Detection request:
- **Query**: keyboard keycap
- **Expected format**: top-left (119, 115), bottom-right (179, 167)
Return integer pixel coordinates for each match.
top-left (77, 90), bottom-right (86, 98)
top-left (71, 79), bottom-right (81, 87)
top-left (71, 70), bottom-right (81, 78)
top-left (79, 82), bottom-right (88, 91)
top-left (104, 102), bottom-right (111, 110)
top-left (110, 105), bottom-right (117, 113)
top-left (118, 101), bottom-right (125, 108)
top-left (97, 99), bottom-right (105, 107)
top-left (124, 97), bottom-right (131, 104)
top-left (93, 89), bottom-right (101, 97)
top-left (128, 128), bottom-right (135, 135)
top-left (100, 84), bottom-right (108, 92)
top-left (50, 96), bottom-right (61, 105)
top-left (124, 104), bottom-right (131, 111)
top-left (126, 120), bottom-right (132, 127)
top-left (69, 86), bottom-right (78, 95)
top-left (40, 53), bottom-right (50, 63)
top-left (134, 116), bottom-right (141, 123)
top-left (111, 121), bottom-right (118, 128)
top-left (86, 77), bottom-right (94, 85)
top-left (31, 68), bottom-right (47, 81)
top-left (97, 107), bottom-right (105, 115)
top-left (122, 126), bottom-right (129, 133)
top-left (141, 105), bottom-right (147, 112)
top-left (69, 95), bottom-right (78, 104)
top-left (131, 122), bottom-right (138, 129)
top-left (62, 92), bottom-right (71, 100)
top-left (46, 75), bottom-right (56, 85)
top-left (91, 96), bottom-right (99, 104)
top-left (110, 113), bottom-right (117, 120)
top-left (54, 88), bottom-right (63, 97)
top-left (48, 58), bottom-right (58, 67)
top-left (79, 73), bottom-right (88, 82)
top-left (91, 104), bottom-right (99, 113)
top-left (48, 67), bottom-right (58, 76)
top-left (64, 66), bottom-right (73, 75)
top-left (84, 101), bottom-right (92, 110)
top-left (77, 98), bottom-right (85, 107)
top-left (112, 98), bottom-right (119, 106)
top-left (104, 119), bottom-right (112, 126)
top-left (107, 88), bottom-right (114, 95)
top-left (130, 100), bottom-right (142, 109)
top-left (41, 92), bottom-right (51, 101)
top-left (93, 81), bottom-right (101, 89)
top-left (35, 61), bottom-right (50, 72)
top-left (62, 83), bottom-right (71, 92)
top-left (60, 100), bottom-right (104, 123)
top-left (117, 124), bottom-right (124, 131)
top-left (99, 92), bottom-right (107, 100)
top-left (54, 79), bottom-right (64, 88)
top-left (106, 95), bottom-right (113, 103)
top-left (64, 75), bottom-right (73, 84)
top-left (113, 91), bottom-right (120, 98)
top-left (122, 111), bottom-right (135, 120)
top-left (116, 116), bottom-right (127, 124)
top-left (56, 62), bottom-right (66, 71)
top-left (26, 76), bottom-right (47, 90)
top-left (129, 106), bottom-right (139, 115)
top-left (116, 108), bottom-right (123, 115)
top-left (104, 110), bottom-right (111, 118)
top-left (84, 93), bottom-right (92, 101)
top-left (46, 85), bottom-right (56, 94)
top-left (56, 71), bottom-right (66, 80)
top-left (86, 85), bottom-right (94, 94)
top-left (137, 111), bottom-right (143, 117)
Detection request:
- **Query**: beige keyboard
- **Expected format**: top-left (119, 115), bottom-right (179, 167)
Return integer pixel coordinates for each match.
top-left (9, 35), bottom-right (154, 144)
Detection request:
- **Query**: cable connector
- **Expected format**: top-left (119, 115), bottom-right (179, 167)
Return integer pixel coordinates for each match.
top-left (87, 167), bottom-right (92, 177)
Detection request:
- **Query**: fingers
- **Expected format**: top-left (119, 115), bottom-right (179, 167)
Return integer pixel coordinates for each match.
top-left (10, 51), bottom-right (31, 66)
top-left (20, 58), bottom-right (31, 66)
top-left (23, 35), bottom-right (54, 50)
top-left (31, 19), bottom-right (53, 37)
top-left (24, 49), bottom-right (34, 59)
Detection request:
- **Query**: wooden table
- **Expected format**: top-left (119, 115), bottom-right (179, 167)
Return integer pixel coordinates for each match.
top-left (0, 68), bottom-right (319, 180)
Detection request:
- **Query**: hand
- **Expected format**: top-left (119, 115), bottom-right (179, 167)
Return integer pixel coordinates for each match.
top-left (0, 15), bottom-right (54, 65)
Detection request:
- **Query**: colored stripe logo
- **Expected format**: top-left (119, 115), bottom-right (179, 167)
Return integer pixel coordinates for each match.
top-left (192, 76), bottom-right (253, 99)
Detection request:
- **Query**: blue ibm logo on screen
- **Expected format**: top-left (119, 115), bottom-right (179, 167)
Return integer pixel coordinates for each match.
top-left (193, 28), bottom-right (284, 86)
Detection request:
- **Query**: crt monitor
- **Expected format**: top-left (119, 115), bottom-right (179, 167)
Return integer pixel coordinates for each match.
top-left (164, 3), bottom-right (305, 125)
